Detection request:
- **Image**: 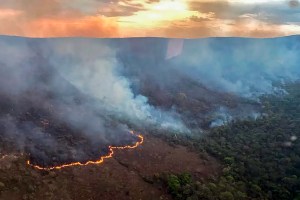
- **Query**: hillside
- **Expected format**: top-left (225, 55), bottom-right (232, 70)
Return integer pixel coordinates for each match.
top-left (0, 35), bottom-right (299, 199)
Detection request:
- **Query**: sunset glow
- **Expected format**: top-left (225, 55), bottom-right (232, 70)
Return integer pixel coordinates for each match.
top-left (0, 0), bottom-right (299, 38)
top-left (119, 0), bottom-right (199, 28)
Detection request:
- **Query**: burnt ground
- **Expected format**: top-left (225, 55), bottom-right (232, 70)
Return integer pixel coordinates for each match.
top-left (0, 73), bottom-right (222, 200)
top-left (0, 44), bottom-right (143, 168)
top-left (0, 134), bottom-right (220, 200)
top-left (0, 37), bottom-right (258, 199)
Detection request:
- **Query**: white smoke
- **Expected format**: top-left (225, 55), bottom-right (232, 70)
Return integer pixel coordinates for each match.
top-left (46, 39), bottom-right (188, 133)
top-left (169, 37), bottom-right (300, 98)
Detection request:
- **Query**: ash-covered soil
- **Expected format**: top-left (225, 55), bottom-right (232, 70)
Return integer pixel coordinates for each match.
top-left (0, 40), bottom-right (140, 167)
top-left (0, 36), bottom-right (274, 199)
top-left (0, 134), bottom-right (219, 200)
top-left (0, 37), bottom-right (258, 169)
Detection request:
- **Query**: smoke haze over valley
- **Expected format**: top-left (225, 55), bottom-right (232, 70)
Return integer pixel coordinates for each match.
top-left (1, 0), bottom-right (300, 199)
top-left (0, 35), bottom-right (299, 166)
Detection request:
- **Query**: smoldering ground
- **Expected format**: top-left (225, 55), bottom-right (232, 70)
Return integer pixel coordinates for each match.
top-left (0, 36), bottom-right (187, 167)
top-left (0, 38), bottom-right (140, 166)
top-left (0, 35), bottom-right (299, 166)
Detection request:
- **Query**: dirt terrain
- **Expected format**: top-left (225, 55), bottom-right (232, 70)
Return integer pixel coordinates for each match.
top-left (0, 134), bottom-right (219, 200)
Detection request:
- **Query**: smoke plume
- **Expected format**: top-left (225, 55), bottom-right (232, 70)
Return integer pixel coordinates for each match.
top-left (0, 36), bottom-right (188, 166)
top-left (0, 35), bottom-right (300, 166)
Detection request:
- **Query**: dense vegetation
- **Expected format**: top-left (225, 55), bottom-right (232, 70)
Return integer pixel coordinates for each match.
top-left (159, 83), bottom-right (300, 200)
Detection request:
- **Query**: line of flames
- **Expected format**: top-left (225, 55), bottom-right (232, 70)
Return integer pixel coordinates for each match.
top-left (26, 131), bottom-right (144, 170)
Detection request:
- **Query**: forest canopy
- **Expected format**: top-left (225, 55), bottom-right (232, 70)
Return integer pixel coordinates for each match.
top-left (158, 82), bottom-right (300, 200)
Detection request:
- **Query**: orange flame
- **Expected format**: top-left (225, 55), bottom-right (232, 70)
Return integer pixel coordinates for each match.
top-left (26, 131), bottom-right (144, 170)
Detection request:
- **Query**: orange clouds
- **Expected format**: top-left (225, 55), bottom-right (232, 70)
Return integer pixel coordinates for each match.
top-left (0, 0), bottom-right (120, 37)
top-left (0, 0), bottom-right (299, 38)
top-left (0, 15), bottom-right (119, 38)
top-left (24, 17), bottom-right (119, 38)
top-left (0, 8), bottom-right (22, 18)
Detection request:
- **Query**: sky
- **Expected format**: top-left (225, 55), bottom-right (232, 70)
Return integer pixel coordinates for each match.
top-left (0, 0), bottom-right (299, 38)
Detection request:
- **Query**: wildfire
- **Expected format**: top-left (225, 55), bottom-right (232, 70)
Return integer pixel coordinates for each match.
top-left (26, 131), bottom-right (144, 170)
top-left (0, 155), bottom-right (8, 160)
top-left (0, 153), bottom-right (21, 161)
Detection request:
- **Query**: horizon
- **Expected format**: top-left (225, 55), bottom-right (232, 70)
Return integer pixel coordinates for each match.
top-left (1, 34), bottom-right (300, 40)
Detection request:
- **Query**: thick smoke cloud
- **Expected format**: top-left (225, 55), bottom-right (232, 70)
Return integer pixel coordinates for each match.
top-left (168, 37), bottom-right (300, 98)
top-left (112, 37), bottom-right (300, 127)
top-left (0, 38), bottom-right (140, 165)
top-left (171, 37), bottom-right (300, 126)
top-left (0, 37), bottom-right (187, 166)
top-left (0, 36), bottom-right (300, 165)
top-left (0, 36), bottom-right (188, 165)
top-left (44, 39), bottom-right (188, 132)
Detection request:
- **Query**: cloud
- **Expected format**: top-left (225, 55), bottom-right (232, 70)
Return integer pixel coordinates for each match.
top-left (0, 0), bottom-right (66, 19)
top-left (0, 16), bottom-right (120, 37)
top-left (26, 17), bottom-right (120, 38)
top-left (144, 16), bottom-right (300, 38)
top-left (189, 12), bottom-right (215, 22)
top-left (188, 0), bottom-right (232, 19)
top-left (0, 0), bottom-right (300, 37)
top-left (0, 8), bottom-right (22, 18)
top-left (188, 0), bottom-right (300, 24)
top-left (0, 0), bottom-right (122, 37)
top-left (0, 0), bottom-right (145, 18)
top-left (98, 2), bottom-right (145, 17)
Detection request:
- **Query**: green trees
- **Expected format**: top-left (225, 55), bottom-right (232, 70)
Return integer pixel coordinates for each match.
top-left (168, 175), bottom-right (181, 196)
top-left (219, 191), bottom-right (234, 200)
top-left (166, 173), bottom-right (193, 199)
top-left (196, 83), bottom-right (300, 199)
top-left (161, 83), bottom-right (300, 199)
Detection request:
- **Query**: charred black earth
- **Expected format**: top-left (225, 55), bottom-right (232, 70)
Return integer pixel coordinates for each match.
top-left (0, 40), bottom-right (139, 167)
top-left (1, 36), bottom-right (288, 168)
